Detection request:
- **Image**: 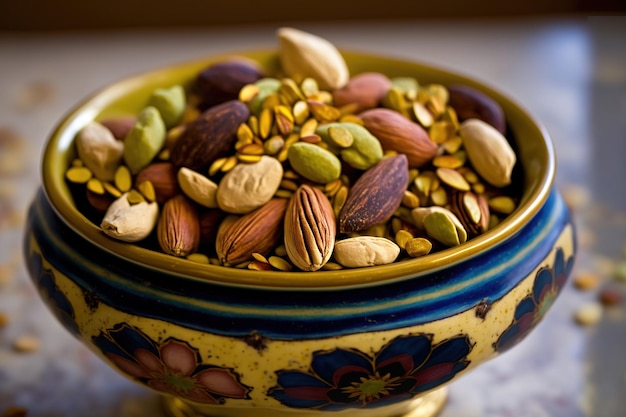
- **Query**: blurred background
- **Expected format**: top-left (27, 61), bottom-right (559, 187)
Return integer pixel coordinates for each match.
top-left (1, 2), bottom-right (626, 417)
top-left (0, 0), bottom-right (624, 30)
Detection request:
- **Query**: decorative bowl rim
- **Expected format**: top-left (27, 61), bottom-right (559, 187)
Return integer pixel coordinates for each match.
top-left (40, 48), bottom-right (556, 289)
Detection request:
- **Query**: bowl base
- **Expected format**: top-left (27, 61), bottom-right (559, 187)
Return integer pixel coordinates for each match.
top-left (161, 387), bottom-right (447, 417)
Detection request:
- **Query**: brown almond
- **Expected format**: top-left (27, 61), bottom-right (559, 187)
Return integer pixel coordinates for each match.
top-left (171, 100), bottom-right (250, 171)
top-left (135, 162), bottom-right (181, 204)
top-left (99, 116), bottom-right (137, 140)
top-left (216, 198), bottom-right (288, 265)
top-left (339, 154), bottom-right (409, 233)
top-left (194, 58), bottom-right (265, 110)
top-left (332, 72), bottom-right (392, 113)
top-left (157, 195), bottom-right (201, 257)
top-left (285, 184), bottom-right (336, 271)
top-left (199, 208), bottom-right (226, 245)
top-left (359, 108), bottom-right (438, 168)
top-left (448, 84), bottom-right (506, 134)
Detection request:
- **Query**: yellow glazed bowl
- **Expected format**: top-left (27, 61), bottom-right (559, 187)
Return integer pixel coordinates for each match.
top-left (23, 50), bottom-right (576, 417)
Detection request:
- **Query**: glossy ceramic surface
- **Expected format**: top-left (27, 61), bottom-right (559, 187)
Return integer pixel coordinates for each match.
top-left (23, 50), bottom-right (577, 417)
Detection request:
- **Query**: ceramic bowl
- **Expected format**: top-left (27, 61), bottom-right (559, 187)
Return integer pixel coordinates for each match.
top-left (23, 49), bottom-right (576, 417)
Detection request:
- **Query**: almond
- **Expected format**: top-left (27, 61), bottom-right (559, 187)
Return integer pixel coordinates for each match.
top-left (284, 185), bottom-right (336, 271)
top-left (339, 154), bottom-right (409, 233)
top-left (332, 72), bottom-right (392, 113)
top-left (171, 99), bottom-right (250, 171)
top-left (135, 162), bottom-right (181, 204)
top-left (157, 195), bottom-right (201, 257)
top-left (359, 108), bottom-right (438, 168)
top-left (215, 198), bottom-right (288, 265)
top-left (194, 58), bottom-right (265, 110)
top-left (448, 84), bottom-right (506, 134)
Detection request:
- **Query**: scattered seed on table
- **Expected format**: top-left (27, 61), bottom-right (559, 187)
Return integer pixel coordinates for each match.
top-left (2, 406), bottom-right (28, 417)
top-left (573, 271), bottom-right (600, 291)
top-left (615, 261), bottom-right (626, 282)
top-left (560, 184), bottom-right (590, 210)
top-left (599, 286), bottom-right (624, 307)
top-left (12, 336), bottom-right (40, 353)
top-left (574, 302), bottom-right (603, 326)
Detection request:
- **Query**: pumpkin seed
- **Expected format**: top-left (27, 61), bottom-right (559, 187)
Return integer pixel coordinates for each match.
top-left (114, 165), bottom-right (132, 192)
top-left (307, 100), bottom-right (341, 122)
top-left (103, 181), bottom-right (122, 198)
top-left (238, 83), bottom-right (260, 102)
top-left (436, 168), bottom-right (471, 191)
top-left (405, 237), bottom-right (432, 257)
top-left (489, 196), bottom-right (516, 214)
top-left (126, 189), bottom-right (146, 205)
top-left (86, 178), bottom-right (105, 195)
top-left (137, 180), bottom-right (156, 202)
top-left (66, 166), bottom-right (93, 184)
top-left (327, 125), bottom-right (354, 148)
top-left (395, 229), bottom-right (413, 249)
top-left (269, 256), bottom-right (293, 271)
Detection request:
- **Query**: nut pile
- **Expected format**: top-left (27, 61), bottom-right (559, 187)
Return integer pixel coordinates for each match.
top-left (65, 27), bottom-right (521, 272)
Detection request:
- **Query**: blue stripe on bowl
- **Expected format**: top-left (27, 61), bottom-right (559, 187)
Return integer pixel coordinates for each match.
top-left (28, 188), bottom-right (571, 340)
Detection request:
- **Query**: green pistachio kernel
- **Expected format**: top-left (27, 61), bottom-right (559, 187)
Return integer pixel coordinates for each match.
top-left (287, 141), bottom-right (341, 184)
top-left (423, 211), bottom-right (461, 247)
top-left (147, 85), bottom-right (185, 128)
top-left (123, 106), bottom-right (166, 174)
top-left (316, 122), bottom-right (383, 170)
top-left (248, 77), bottom-right (282, 115)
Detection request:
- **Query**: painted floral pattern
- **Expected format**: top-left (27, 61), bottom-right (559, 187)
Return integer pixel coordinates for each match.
top-left (268, 334), bottom-right (472, 410)
top-left (494, 247), bottom-right (574, 352)
top-left (26, 250), bottom-right (80, 336)
top-left (92, 323), bottom-right (251, 404)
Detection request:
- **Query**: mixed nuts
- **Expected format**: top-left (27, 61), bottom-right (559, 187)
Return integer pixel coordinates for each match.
top-left (65, 27), bottom-right (522, 272)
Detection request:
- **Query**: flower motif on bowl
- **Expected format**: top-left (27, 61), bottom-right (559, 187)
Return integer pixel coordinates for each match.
top-left (26, 250), bottom-right (80, 336)
top-left (92, 323), bottom-right (252, 404)
top-left (269, 333), bottom-right (473, 410)
top-left (494, 247), bottom-right (574, 352)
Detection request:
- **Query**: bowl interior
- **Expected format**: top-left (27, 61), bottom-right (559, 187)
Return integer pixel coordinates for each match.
top-left (42, 49), bottom-right (555, 288)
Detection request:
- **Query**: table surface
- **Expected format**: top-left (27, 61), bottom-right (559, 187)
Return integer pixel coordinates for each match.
top-left (1, 17), bottom-right (625, 417)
